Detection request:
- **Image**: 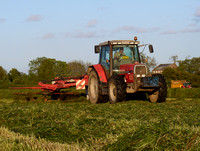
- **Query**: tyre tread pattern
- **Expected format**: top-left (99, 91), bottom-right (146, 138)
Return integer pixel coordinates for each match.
top-left (109, 74), bottom-right (126, 103)
top-left (88, 69), bottom-right (108, 104)
top-left (153, 74), bottom-right (167, 103)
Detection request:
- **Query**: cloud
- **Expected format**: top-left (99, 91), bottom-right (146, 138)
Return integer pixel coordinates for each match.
top-left (161, 30), bottom-right (179, 35)
top-left (65, 31), bottom-right (102, 38)
top-left (194, 8), bottom-right (200, 22)
top-left (195, 8), bottom-right (200, 17)
top-left (113, 26), bottom-right (160, 34)
top-left (42, 33), bottom-right (55, 39)
top-left (74, 31), bottom-right (98, 38)
top-left (25, 15), bottom-right (43, 22)
top-left (188, 23), bottom-right (197, 27)
top-left (181, 28), bottom-right (200, 33)
top-left (86, 19), bottom-right (97, 28)
top-left (161, 27), bottom-right (200, 35)
top-left (0, 18), bottom-right (6, 23)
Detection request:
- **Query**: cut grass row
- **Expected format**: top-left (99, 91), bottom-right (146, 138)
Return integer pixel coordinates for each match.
top-left (0, 126), bottom-right (83, 151)
top-left (0, 98), bottom-right (200, 150)
top-left (0, 88), bottom-right (199, 101)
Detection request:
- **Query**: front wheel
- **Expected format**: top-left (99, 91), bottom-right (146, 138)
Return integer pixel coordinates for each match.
top-left (88, 69), bottom-right (107, 104)
top-left (149, 74), bottom-right (167, 103)
top-left (108, 75), bottom-right (126, 104)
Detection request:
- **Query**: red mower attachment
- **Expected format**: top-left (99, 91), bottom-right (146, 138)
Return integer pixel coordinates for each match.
top-left (11, 75), bottom-right (88, 101)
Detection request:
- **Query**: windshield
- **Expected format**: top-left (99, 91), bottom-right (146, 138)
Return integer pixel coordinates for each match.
top-left (113, 45), bottom-right (139, 69)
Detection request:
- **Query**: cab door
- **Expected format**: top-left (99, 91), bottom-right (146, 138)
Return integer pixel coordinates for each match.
top-left (99, 46), bottom-right (110, 78)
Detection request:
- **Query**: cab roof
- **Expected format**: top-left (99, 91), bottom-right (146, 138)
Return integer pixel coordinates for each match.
top-left (98, 40), bottom-right (140, 46)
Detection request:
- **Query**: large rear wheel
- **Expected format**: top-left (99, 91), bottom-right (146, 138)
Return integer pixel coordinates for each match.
top-left (108, 75), bottom-right (126, 104)
top-left (88, 69), bottom-right (107, 104)
top-left (149, 74), bottom-right (167, 103)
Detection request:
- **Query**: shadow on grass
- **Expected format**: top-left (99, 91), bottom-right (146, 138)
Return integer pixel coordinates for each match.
top-left (126, 92), bottom-right (149, 102)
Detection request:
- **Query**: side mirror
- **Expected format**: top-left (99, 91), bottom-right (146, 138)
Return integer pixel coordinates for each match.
top-left (149, 45), bottom-right (154, 53)
top-left (94, 45), bottom-right (100, 53)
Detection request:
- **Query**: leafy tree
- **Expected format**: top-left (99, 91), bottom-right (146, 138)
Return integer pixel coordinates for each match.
top-left (29, 57), bottom-right (69, 82)
top-left (163, 67), bottom-right (200, 88)
top-left (162, 57), bottom-right (200, 87)
top-left (163, 67), bottom-right (189, 87)
top-left (178, 57), bottom-right (200, 75)
top-left (54, 61), bottom-right (70, 78)
top-left (8, 68), bottom-right (25, 86)
top-left (68, 60), bottom-right (87, 76)
top-left (8, 68), bottom-right (21, 82)
top-left (0, 66), bottom-right (7, 80)
top-left (0, 66), bottom-right (10, 88)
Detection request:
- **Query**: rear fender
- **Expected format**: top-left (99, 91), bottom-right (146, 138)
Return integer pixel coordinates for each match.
top-left (87, 64), bottom-right (108, 83)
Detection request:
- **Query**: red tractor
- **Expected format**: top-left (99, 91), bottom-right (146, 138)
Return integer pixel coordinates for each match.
top-left (87, 36), bottom-right (167, 104)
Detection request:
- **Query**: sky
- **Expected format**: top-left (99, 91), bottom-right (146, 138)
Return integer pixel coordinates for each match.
top-left (0, 0), bottom-right (200, 73)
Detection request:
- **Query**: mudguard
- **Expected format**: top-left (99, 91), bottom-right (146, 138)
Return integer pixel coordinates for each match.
top-left (89, 64), bottom-right (108, 83)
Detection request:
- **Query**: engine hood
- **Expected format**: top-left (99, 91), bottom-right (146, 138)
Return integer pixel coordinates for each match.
top-left (119, 63), bottom-right (147, 73)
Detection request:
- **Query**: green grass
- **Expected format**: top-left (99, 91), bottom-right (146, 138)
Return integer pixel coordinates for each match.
top-left (0, 126), bottom-right (84, 151)
top-left (167, 88), bottom-right (200, 98)
top-left (0, 89), bottom-right (41, 100)
top-left (0, 98), bottom-right (200, 150)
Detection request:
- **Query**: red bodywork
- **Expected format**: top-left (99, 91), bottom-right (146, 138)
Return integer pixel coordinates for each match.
top-left (119, 63), bottom-right (146, 83)
top-left (119, 64), bottom-right (135, 83)
top-left (91, 63), bottom-right (146, 83)
top-left (182, 82), bottom-right (192, 88)
top-left (91, 64), bottom-right (108, 82)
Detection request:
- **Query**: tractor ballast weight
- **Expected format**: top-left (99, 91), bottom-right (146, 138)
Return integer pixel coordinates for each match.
top-left (87, 37), bottom-right (167, 104)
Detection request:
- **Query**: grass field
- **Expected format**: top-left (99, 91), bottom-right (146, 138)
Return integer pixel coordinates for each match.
top-left (0, 96), bottom-right (200, 150)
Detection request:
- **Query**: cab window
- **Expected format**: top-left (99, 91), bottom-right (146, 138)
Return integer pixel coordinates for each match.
top-left (100, 46), bottom-right (110, 70)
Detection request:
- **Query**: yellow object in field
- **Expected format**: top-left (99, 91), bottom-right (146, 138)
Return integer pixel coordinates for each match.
top-left (171, 80), bottom-right (186, 88)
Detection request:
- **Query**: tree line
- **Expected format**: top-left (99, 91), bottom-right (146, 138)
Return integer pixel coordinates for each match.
top-left (0, 57), bottom-right (91, 88)
top-left (0, 56), bottom-right (199, 88)
top-left (163, 57), bottom-right (200, 87)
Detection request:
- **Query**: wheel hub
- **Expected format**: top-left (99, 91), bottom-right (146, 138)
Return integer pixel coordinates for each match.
top-left (110, 82), bottom-right (117, 101)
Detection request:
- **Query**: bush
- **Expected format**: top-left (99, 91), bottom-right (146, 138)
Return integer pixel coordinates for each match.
top-left (163, 68), bottom-right (200, 88)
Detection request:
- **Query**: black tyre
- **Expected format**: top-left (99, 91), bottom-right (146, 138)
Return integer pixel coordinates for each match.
top-left (88, 69), bottom-right (107, 104)
top-left (149, 74), bottom-right (167, 103)
top-left (108, 74), bottom-right (126, 104)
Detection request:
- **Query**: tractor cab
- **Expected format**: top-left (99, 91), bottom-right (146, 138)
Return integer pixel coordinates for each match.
top-left (94, 36), bottom-right (153, 79)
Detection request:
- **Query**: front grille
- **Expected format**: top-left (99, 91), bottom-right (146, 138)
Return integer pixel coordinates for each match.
top-left (134, 65), bottom-right (147, 77)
